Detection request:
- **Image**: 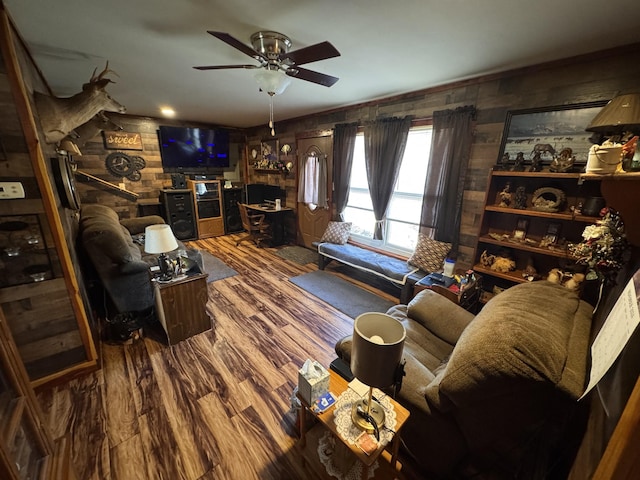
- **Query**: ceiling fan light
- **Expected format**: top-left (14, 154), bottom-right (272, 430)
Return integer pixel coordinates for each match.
top-left (253, 69), bottom-right (291, 95)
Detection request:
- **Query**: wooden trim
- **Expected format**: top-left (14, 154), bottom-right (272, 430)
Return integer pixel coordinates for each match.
top-left (593, 375), bottom-right (640, 479)
top-left (0, 8), bottom-right (98, 378)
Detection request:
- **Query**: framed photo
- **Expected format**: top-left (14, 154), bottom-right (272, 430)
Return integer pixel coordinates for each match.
top-left (261, 139), bottom-right (279, 163)
top-left (541, 222), bottom-right (562, 247)
top-left (513, 218), bottom-right (529, 241)
top-left (497, 101), bottom-right (608, 168)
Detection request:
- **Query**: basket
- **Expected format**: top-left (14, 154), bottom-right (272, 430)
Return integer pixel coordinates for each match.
top-left (586, 144), bottom-right (622, 174)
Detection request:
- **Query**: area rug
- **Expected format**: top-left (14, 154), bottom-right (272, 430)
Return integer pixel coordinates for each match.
top-left (289, 270), bottom-right (395, 319)
top-left (276, 245), bottom-right (319, 265)
top-left (200, 250), bottom-right (238, 283)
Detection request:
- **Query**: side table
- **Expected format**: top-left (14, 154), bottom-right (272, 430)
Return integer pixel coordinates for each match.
top-left (298, 369), bottom-right (409, 479)
top-left (153, 272), bottom-right (210, 345)
top-left (413, 272), bottom-right (482, 313)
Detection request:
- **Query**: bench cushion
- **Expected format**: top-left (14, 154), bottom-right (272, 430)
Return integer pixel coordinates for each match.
top-left (318, 242), bottom-right (418, 285)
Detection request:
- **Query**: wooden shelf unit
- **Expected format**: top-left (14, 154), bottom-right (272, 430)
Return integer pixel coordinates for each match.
top-left (473, 169), bottom-right (604, 300)
top-left (187, 179), bottom-right (224, 239)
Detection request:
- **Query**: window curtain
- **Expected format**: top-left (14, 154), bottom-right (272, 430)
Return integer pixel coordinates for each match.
top-left (364, 116), bottom-right (412, 239)
top-left (332, 122), bottom-right (358, 221)
top-left (297, 151), bottom-right (328, 209)
top-left (419, 105), bottom-right (476, 251)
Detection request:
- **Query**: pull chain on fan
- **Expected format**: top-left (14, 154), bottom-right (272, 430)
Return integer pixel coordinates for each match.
top-left (254, 68), bottom-right (291, 136)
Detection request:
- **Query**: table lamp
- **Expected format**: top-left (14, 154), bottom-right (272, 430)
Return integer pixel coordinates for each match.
top-left (350, 312), bottom-right (406, 436)
top-left (586, 93), bottom-right (640, 137)
top-left (144, 224), bottom-right (178, 282)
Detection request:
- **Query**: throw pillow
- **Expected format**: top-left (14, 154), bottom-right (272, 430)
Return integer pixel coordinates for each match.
top-left (320, 221), bottom-right (352, 244)
top-left (408, 234), bottom-right (452, 272)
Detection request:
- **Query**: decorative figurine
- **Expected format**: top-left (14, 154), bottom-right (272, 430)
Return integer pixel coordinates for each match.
top-left (514, 186), bottom-right (527, 209)
top-left (522, 257), bottom-right (538, 281)
top-left (511, 152), bottom-right (526, 171)
top-left (529, 152), bottom-right (543, 172)
top-left (498, 182), bottom-right (512, 207)
top-left (549, 147), bottom-right (575, 173)
top-left (496, 152), bottom-right (510, 170)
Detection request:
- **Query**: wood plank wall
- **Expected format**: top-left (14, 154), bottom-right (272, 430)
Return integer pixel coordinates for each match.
top-left (73, 116), bottom-right (246, 220)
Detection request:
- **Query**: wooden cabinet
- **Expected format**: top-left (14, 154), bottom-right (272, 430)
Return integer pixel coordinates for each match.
top-left (154, 273), bottom-right (210, 345)
top-left (188, 179), bottom-right (224, 238)
top-left (473, 170), bottom-right (603, 301)
top-left (0, 308), bottom-right (77, 480)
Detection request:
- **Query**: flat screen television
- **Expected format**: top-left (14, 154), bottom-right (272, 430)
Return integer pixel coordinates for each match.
top-left (158, 125), bottom-right (230, 174)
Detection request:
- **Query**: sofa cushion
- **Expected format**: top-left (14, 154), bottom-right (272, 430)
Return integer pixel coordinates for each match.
top-left (81, 218), bottom-right (137, 264)
top-left (425, 281), bottom-right (592, 410)
top-left (320, 221), bottom-right (352, 244)
top-left (407, 290), bottom-right (475, 345)
top-left (408, 234), bottom-right (452, 272)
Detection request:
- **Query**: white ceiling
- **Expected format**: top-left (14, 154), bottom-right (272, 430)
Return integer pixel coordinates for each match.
top-left (5, 0), bottom-right (640, 129)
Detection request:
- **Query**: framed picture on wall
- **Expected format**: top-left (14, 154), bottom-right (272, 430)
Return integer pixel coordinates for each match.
top-left (261, 139), bottom-right (278, 164)
top-left (497, 101), bottom-right (608, 169)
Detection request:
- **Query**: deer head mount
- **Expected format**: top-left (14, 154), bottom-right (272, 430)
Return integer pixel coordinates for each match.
top-left (34, 62), bottom-right (126, 144)
top-left (58, 112), bottom-right (124, 156)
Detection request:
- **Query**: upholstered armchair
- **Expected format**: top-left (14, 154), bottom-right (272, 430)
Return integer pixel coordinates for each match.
top-left (335, 281), bottom-right (593, 478)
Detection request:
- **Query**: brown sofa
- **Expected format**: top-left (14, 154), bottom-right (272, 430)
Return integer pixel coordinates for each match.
top-left (335, 281), bottom-right (593, 478)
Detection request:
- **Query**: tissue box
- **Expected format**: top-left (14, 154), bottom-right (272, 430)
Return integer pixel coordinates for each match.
top-left (298, 360), bottom-right (330, 405)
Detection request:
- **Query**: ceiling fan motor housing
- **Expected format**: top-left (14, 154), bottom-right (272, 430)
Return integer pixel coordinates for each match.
top-left (250, 31), bottom-right (292, 60)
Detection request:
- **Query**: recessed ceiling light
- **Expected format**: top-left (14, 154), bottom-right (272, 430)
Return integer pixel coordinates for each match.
top-left (161, 107), bottom-right (175, 117)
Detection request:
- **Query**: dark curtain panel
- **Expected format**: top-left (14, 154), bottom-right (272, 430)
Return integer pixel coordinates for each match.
top-left (364, 116), bottom-right (412, 239)
top-left (332, 122), bottom-right (358, 221)
top-left (420, 106), bottom-right (476, 251)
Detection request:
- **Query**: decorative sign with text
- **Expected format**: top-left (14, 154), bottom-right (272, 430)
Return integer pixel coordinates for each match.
top-left (103, 131), bottom-right (143, 150)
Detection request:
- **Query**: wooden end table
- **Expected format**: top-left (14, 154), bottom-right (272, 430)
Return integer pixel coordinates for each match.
top-left (153, 272), bottom-right (210, 345)
top-left (297, 369), bottom-right (409, 479)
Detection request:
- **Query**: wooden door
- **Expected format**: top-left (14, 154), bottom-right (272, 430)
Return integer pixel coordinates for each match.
top-left (296, 135), bottom-right (333, 248)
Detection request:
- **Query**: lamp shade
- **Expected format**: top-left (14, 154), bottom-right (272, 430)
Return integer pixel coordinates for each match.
top-left (254, 69), bottom-right (291, 96)
top-left (144, 224), bottom-right (178, 254)
top-left (351, 312), bottom-right (406, 388)
top-left (586, 93), bottom-right (640, 134)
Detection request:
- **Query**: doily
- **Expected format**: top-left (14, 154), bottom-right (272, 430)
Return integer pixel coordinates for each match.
top-left (317, 431), bottom-right (378, 480)
top-left (333, 388), bottom-right (397, 447)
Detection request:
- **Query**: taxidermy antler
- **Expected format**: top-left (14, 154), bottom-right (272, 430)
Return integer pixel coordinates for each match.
top-left (34, 62), bottom-right (126, 144)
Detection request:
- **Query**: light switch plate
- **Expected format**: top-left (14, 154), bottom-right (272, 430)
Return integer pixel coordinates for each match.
top-left (0, 182), bottom-right (26, 199)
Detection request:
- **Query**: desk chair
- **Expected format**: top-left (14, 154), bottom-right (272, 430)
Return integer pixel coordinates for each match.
top-left (237, 203), bottom-right (271, 247)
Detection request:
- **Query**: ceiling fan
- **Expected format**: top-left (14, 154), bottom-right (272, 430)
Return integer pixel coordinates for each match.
top-left (193, 31), bottom-right (340, 88)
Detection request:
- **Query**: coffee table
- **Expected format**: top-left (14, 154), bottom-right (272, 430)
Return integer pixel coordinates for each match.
top-left (298, 369), bottom-right (409, 479)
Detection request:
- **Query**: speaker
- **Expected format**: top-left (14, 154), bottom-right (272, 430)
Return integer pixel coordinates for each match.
top-left (223, 187), bottom-right (244, 234)
top-left (171, 173), bottom-right (187, 189)
top-left (161, 189), bottom-right (197, 240)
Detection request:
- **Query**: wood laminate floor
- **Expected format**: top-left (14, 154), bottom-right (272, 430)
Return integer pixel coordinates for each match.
top-left (36, 235), bottom-right (403, 480)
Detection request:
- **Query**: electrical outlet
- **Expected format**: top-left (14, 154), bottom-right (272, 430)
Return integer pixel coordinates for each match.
top-left (0, 182), bottom-right (25, 199)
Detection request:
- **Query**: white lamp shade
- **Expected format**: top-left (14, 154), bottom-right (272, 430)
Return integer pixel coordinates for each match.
top-left (254, 69), bottom-right (291, 96)
top-left (144, 224), bottom-right (178, 254)
top-left (351, 312), bottom-right (406, 388)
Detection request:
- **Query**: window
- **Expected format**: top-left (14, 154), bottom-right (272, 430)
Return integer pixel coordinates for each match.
top-left (343, 126), bottom-right (433, 255)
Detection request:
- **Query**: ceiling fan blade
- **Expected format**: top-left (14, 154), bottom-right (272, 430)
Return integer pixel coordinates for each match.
top-left (207, 31), bottom-right (267, 62)
top-left (194, 64), bottom-right (259, 71)
top-left (282, 41), bottom-right (340, 66)
top-left (286, 66), bottom-right (339, 87)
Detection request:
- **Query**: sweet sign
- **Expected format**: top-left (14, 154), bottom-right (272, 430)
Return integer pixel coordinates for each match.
top-left (103, 130), bottom-right (143, 150)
